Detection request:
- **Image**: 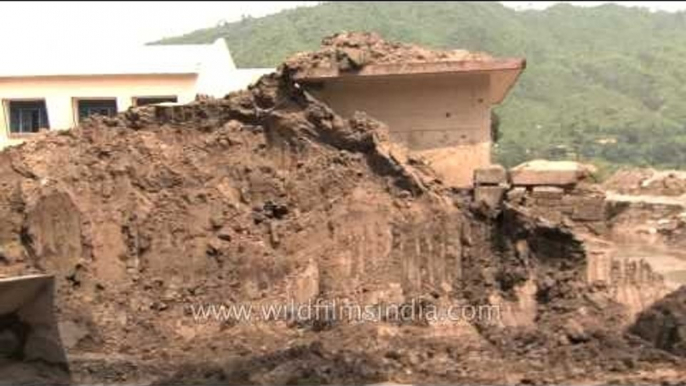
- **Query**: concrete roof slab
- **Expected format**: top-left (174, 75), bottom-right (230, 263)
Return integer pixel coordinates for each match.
top-left (294, 58), bottom-right (526, 105)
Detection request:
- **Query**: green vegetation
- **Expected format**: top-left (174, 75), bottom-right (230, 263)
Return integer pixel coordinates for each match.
top-left (154, 1), bottom-right (686, 171)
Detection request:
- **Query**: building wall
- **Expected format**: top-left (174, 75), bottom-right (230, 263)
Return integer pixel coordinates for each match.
top-left (0, 73), bottom-right (198, 148)
top-left (309, 73), bottom-right (492, 188)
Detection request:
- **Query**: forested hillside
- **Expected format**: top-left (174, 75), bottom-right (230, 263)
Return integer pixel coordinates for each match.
top-left (155, 1), bottom-right (686, 172)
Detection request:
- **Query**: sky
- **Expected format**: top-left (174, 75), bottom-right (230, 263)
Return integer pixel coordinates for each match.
top-left (502, 1), bottom-right (686, 11)
top-left (0, 1), bottom-right (318, 52)
top-left (0, 1), bottom-right (684, 54)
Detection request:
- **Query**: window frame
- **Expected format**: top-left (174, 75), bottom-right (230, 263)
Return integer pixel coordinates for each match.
top-left (4, 98), bottom-right (50, 137)
top-left (73, 97), bottom-right (119, 123)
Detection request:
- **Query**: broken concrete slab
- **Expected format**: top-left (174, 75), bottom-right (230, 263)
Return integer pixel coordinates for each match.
top-left (510, 160), bottom-right (594, 187)
top-left (532, 186), bottom-right (565, 200)
top-left (474, 164), bottom-right (507, 185)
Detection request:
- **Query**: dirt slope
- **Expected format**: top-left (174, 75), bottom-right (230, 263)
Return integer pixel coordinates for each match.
top-left (0, 33), bottom-right (684, 385)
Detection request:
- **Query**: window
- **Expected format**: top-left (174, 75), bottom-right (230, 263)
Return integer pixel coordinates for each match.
top-left (134, 96), bottom-right (178, 107)
top-left (7, 100), bottom-right (49, 134)
top-left (77, 99), bottom-right (118, 122)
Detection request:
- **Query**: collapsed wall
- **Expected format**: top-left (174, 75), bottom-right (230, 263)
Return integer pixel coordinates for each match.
top-left (285, 31), bottom-right (525, 188)
top-left (0, 33), bottom-right (683, 385)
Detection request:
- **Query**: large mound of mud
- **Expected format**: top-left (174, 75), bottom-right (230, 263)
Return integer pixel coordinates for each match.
top-left (0, 33), bottom-right (684, 385)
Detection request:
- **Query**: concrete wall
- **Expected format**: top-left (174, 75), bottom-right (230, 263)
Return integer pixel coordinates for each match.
top-left (0, 74), bottom-right (198, 148)
top-left (309, 73), bottom-right (492, 188)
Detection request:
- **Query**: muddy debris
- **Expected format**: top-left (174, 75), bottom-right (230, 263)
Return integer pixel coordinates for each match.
top-left (631, 286), bottom-right (686, 357)
top-left (0, 32), bottom-right (684, 385)
top-left (284, 31), bottom-right (493, 74)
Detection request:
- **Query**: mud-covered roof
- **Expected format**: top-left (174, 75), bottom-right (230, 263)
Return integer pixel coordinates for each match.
top-left (287, 32), bottom-right (526, 104)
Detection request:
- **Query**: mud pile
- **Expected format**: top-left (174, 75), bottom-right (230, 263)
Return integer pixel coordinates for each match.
top-left (604, 168), bottom-right (686, 196)
top-left (0, 33), bottom-right (683, 385)
top-left (284, 31), bottom-right (492, 72)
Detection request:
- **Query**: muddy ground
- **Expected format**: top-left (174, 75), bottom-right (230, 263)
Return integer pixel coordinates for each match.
top-left (0, 33), bottom-right (685, 385)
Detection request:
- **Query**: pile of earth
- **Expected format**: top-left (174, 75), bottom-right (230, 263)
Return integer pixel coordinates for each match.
top-left (604, 168), bottom-right (686, 197)
top-left (284, 31), bottom-right (493, 73)
top-left (0, 33), bottom-right (683, 385)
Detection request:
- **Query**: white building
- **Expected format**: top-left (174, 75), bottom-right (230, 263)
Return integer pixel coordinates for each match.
top-left (0, 38), bottom-right (272, 148)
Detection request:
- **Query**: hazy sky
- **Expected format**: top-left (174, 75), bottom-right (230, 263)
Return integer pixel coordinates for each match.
top-left (0, 1), bottom-right (684, 53)
top-left (502, 1), bottom-right (686, 11)
top-left (0, 1), bottom-right (317, 51)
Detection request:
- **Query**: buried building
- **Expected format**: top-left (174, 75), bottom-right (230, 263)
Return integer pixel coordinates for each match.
top-left (291, 34), bottom-right (525, 188)
top-left (0, 32), bottom-right (684, 385)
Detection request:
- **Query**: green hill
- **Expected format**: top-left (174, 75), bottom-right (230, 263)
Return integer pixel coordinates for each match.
top-left (154, 1), bottom-right (686, 174)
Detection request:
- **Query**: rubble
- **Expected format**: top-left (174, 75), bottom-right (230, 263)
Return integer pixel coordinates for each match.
top-left (502, 182), bottom-right (607, 229)
top-left (604, 168), bottom-right (686, 196)
top-left (631, 286), bottom-right (686, 357)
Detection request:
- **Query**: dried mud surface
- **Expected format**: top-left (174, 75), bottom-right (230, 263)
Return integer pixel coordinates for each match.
top-left (0, 34), bottom-right (684, 385)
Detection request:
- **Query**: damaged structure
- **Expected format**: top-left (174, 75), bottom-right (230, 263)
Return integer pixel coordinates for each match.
top-left (0, 32), bottom-right (684, 385)
top-left (291, 33), bottom-right (525, 188)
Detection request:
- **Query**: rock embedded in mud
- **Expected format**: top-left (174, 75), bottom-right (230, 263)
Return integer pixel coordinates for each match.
top-left (563, 319), bottom-right (590, 344)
